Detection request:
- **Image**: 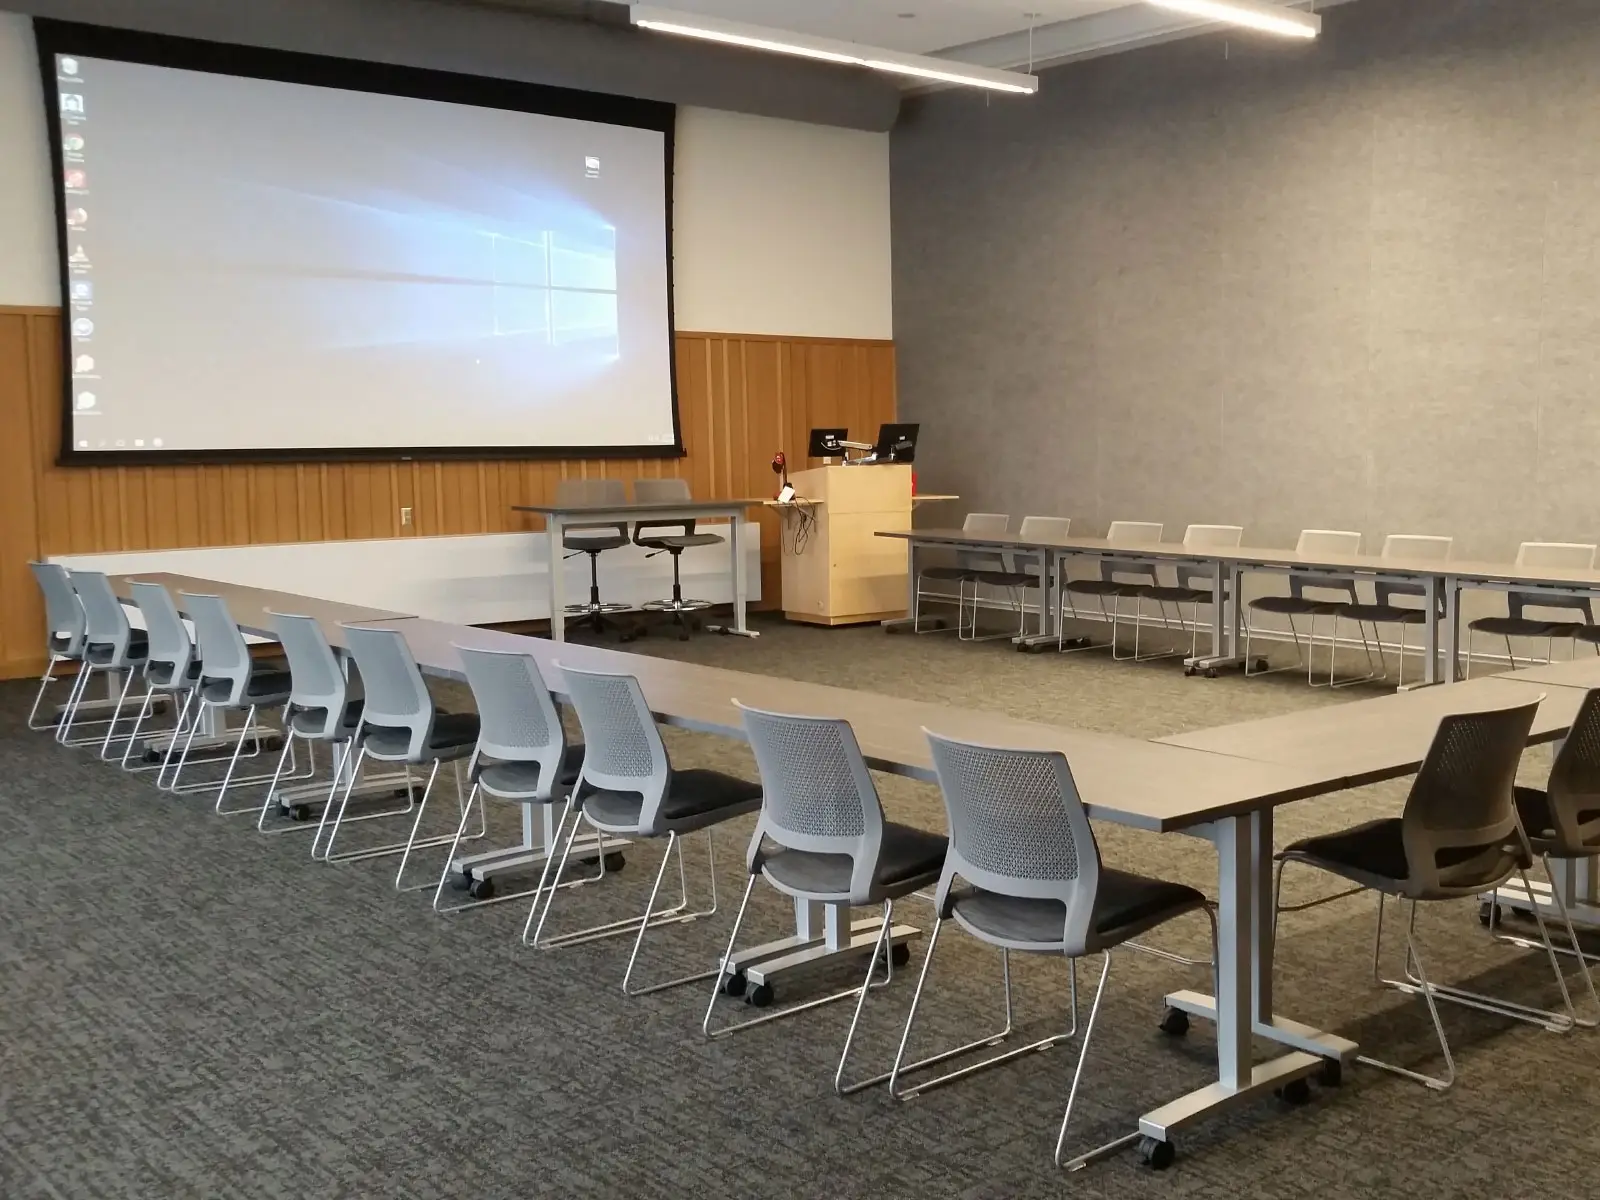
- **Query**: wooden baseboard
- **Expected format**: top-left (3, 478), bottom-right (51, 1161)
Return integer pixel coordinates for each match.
top-left (783, 610), bottom-right (904, 627)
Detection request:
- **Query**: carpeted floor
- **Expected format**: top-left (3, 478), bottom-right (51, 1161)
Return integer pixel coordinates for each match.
top-left (0, 613), bottom-right (1591, 1199)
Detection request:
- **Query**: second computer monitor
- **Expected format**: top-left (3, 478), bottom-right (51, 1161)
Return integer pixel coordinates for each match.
top-left (808, 427), bottom-right (849, 457)
top-left (873, 422), bottom-right (920, 463)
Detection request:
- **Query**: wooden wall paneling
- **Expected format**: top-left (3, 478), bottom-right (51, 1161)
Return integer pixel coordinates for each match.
top-left (0, 312), bottom-right (45, 674)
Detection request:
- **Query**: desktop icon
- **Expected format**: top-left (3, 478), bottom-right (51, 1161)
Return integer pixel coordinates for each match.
top-left (115, 439), bottom-right (125, 447)
top-left (63, 134), bottom-right (84, 155)
top-left (133, 439), bottom-right (145, 448)
top-left (67, 208), bottom-right (87, 228)
top-left (76, 392), bottom-right (96, 410)
top-left (71, 281), bottom-right (93, 301)
top-left (60, 93), bottom-right (84, 115)
top-left (584, 155), bottom-right (601, 178)
top-left (69, 244), bottom-right (89, 264)
top-left (74, 354), bottom-right (95, 373)
top-left (72, 317), bottom-right (93, 337)
top-left (59, 57), bottom-right (79, 76)
top-left (152, 437), bottom-right (163, 448)
top-left (65, 168), bottom-right (86, 190)
top-left (77, 439), bottom-right (89, 449)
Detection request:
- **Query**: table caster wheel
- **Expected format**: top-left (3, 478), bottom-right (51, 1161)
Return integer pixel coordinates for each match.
top-left (283, 803), bottom-right (312, 822)
top-left (1478, 901), bottom-right (1500, 927)
top-left (746, 982), bottom-right (774, 1008)
top-left (1158, 1007), bottom-right (1190, 1037)
top-left (603, 851), bottom-right (626, 873)
top-left (1318, 1058), bottom-right (1343, 1088)
top-left (449, 872), bottom-right (472, 892)
top-left (1203, 669), bottom-right (1219, 679)
top-left (721, 971), bottom-right (747, 997)
top-left (1137, 1136), bottom-right (1175, 1170)
top-left (468, 877), bottom-right (495, 901)
top-left (890, 942), bottom-right (911, 968)
top-left (1275, 1078), bottom-right (1311, 1107)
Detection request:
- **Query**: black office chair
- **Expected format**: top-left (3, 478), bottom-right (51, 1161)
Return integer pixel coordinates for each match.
top-left (628, 478), bottom-right (723, 641)
top-left (555, 478), bottom-right (632, 638)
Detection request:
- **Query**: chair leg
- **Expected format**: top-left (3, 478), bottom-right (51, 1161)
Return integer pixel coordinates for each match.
top-left (155, 689), bottom-right (196, 789)
top-left (1055, 951), bottom-right (1142, 1170)
top-left (393, 760), bottom-right (443, 889)
top-left (531, 817), bottom-right (704, 952)
top-left (57, 662), bottom-right (97, 744)
top-left (26, 656), bottom-right (63, 731)
top-left (119, 683), bottom-right (156, 770)
top-left (621, 829), bottom-right (723, 995)
top-left (1361, 896), bottom-right (1457, 1091)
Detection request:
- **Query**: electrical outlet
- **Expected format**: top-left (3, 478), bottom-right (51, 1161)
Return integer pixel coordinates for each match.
top-left (400, 506), bottom-right (413, 526)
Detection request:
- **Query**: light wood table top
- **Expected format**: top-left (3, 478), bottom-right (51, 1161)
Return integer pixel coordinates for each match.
top-left (1156, 676), bottom-right (1583, 788)
top-left (108, 572), bottom-right (414, 641)
top-left (363, 618), bottom-right (1332, 834)
top-left (1496, 659), bottom-right (1600, 690)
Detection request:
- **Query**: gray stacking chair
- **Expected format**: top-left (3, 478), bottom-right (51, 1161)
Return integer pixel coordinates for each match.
top-left (27, 561), bottom-right (88, 733)
top-left (1488, 687), bottom-right (1600, 1028)
top-left (165, 592), bottom-right (301, 808)
top-left (58, 569), bottom-right (148, 748)
top-left (1273, 699), bottom-right (1577, 1091)
top-left (1059, 520), bottom-right (1164, 657)
top-left (120, 581), bottom-right (202, 772)
top-left (913, 511), bottom-right (1010, 634)
top-left (1465, 541), bottom-right (1597, 677)
top-left (526, 664), bottom-right (763, 996)
top-left (1329, 534), bottom-right (1453, 689)
top-left (630, 478), bottom-right (723, 640)
top-left (894, 732), bottom-right (1214, 1171)
top-left (318, 625), bottom-right (480, 883)
top-left (1244, 528), bottom-right (1361, 683)
top-left (555, 478), bottom-right (633, 637)
top-left (1131, 524), bottom-right (1245, 661)
top-left (703, 703), bottom-right (948, 1093)
top-left (431, 644), bottom-right (589, 914)
top-left (956, 515), bottom-right (1070, 642)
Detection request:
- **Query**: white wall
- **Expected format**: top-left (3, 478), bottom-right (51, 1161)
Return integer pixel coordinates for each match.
top-left (0, 13), bottom-right (893, 335)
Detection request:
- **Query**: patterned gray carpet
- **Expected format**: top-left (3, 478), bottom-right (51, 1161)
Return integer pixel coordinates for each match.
top-left (0, 614), bottom-right (1591, 1199)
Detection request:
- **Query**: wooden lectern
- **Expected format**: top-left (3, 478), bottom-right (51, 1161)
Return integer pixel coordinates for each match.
top-left (777, 463), bottom-right (914, 626)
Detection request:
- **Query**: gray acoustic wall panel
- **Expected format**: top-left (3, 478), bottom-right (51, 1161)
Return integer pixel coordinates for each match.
top-left (892, 0), bottom-right (1600, 558)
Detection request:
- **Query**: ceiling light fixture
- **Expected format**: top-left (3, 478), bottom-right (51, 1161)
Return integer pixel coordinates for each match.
top-left (1143, 0), bottom-right (1321, 39)
top-left (630, 5), bottom-right (1039, 94)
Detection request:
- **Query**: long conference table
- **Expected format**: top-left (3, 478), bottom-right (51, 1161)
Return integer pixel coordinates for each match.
top-left (100, 570), bottom-right (1600, 1161)
top-left (878, 528), bottom-right (1600, 686)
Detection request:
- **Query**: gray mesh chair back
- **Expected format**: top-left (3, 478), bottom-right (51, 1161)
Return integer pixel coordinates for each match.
top-left (341, 625), bottom-right (435, 760)
top-left (129, 582), bottom-right (193, 683)
top-left (71, 570), bottom-right (136, 663)
top-left (737, 703), bottom-right (884, 903)
top-left (457, 645), bottom-right (565, 789)
top-left (31, 562), bottom-right (85, 657)
top-left (632, 477), bottom-right (691, 505)
top-left (1539, 690), bottom-right (1600, 854)
top-left (556, 477), bottom-right (628, 541)
top-left (1097, 520), bottom-right (1163, 586)
top-left (182, 592), bottom-right (252, 705)
top-left (1175, 524), bottom-right (1244, 590)
top-left (271, 612), bottom-right (350, 740)
top-left (1508, 541), bottom-right (1596, 624)
top-left (1012, 516), bottom-right (1071, 576)
top-left (1287, 529), bottom-right (1362, 603)
top-left (559, 665), bottom-right (671, 833)
top-left (926, 731), bottom-right (1102, 957)
top-left (957, 512), bottom-right (1010, 572)
top-left (1399, 700), bottom-right (1540, 898)
top-left (1374, 534), bottom-right (1452, 607)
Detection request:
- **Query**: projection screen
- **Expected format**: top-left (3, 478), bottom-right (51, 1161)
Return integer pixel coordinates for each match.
top-left (35, 21), bottom-right (681, 463)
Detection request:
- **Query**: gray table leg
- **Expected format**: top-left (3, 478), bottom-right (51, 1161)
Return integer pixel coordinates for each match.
top-left (548, 514), bottom-right (566, 644)
top-left (713, 512), bottom-right (758, 638)
top-left (1443, 574), bottom-right (1461, 682)
top-left (1423, 575), bottom-right (1442, 687)
top-left (1016, 549), bottom-right (1061, 649)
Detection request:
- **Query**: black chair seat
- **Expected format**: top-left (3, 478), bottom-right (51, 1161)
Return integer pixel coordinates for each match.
top-left (201, 669), bottom-right (294, 706)
top-left (290, 699), bottom-right (364, 738)
top-left (758, 822), bottom-right (949, 902)
top-left (969, 570), bottom-right (1038, 589)
top-left (1468, 616), bottom-right (1571, 639)
top-left (477, 746), bottom-right (585, 800)
top-left (919, 565), bottom-right (981, 583)
top-left (638, 533), bottom-right (725, 551)
top-left (1249, 596), bottom-right (1344, 616)
top-left (363, 711), bottom-right (481, 762)
top-left (85, 633), bottom-right (149, 664)
top-left (1338, 603), bottom-right (1428, 625)
top-left (948, 869), bottom-right (1207, 953)
top-left (1514, 785), bottom-right (1600, 857)
top-left (1573, 625), bottom-right (1600, 645)
top-left (1063, 579), bottom-right (1142, 597)
top-left (146, 659), bottom-right (203, 688)
top-left (1280, 818), bottom-right (1522, 898)
top-left (1139, 584), bottom-right (1222, 605)
top-left (581, 768), bottom-right (762, 835)
top-left (565, 533), bottom-right (629, 553)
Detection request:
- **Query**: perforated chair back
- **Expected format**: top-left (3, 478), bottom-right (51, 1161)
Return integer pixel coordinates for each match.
top-left (559, 664), bottom-right (671, 833)
top-left (1176, 524), bottom-right (1244, 589)
top-left (1508, 541), bottom-right (1597, 624)
top-left (1400, 699), bottom-right (1540, 898)
top-left (737, 703), bottom-right (884, 902)
top-left (129, 582), bottom-right (192, 680)
top-left (457, 645), bottom-right (566, 788)
top-left (271, 612), bottom-right (349, 740)
top-left (182, 592), bottom-right (253, 705)
top-left (556, 478), bottom-right (628, 541)
top-left (925, 731), bottom-right (1102, 956)
top-left (1287, 529), bottom-right (1362, 603)
top-left (341, 625), bottom-right (436, 760)
top-left (1011, 516), bottom-right (1070, 575)
top-left (71, 569), bottom-right (135, 663)
top-left (1541, 689), bottom-right (1600, 855)
top-left (630, 477), bottom-right (704, 544)
top-left (31, 561), bottom-right (85, 657)
top-left (1375, 533), bottom-right (1453, 606)
top-left (951, 512), bottom-right (1010, 572)
top-left (1097, 520), bottom-right (1163, 585)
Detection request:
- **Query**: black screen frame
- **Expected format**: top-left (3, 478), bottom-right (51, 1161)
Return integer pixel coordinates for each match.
top-left (34, 18), bottom-right (683, 467)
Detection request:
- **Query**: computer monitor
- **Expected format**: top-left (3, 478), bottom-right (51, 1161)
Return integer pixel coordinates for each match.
top-left (873, 423), bottom-right (920, 463)
top-left (808, 427), bottom-right (849, 457)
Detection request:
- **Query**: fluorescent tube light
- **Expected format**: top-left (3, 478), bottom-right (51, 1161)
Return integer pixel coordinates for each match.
top-left (630, 5), bottom-right (1039, 94)
top-left (1144, 0), bottom-right (1321, 39)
